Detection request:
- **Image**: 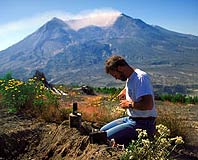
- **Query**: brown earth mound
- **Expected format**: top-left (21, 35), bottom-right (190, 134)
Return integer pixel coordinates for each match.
top-left (0, 104), bottom-right (198, 160)
top-left (0, 107), bottom-right (123, 160)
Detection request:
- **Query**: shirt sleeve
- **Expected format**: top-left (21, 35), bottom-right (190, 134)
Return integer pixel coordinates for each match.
top-left (135, 74), bottom-right (153, 100)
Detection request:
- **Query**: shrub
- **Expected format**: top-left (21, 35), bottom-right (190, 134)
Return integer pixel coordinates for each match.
top-left (0, 78), bottom-right (34, 111)
top-left (159, 93), bottom-right (198, 104)
top-left (0, 75), bottom-right (59, 114)
top-left (94, 87), bottom-right (122, 95)
top-left (121, 124), bottom-right (184, 160)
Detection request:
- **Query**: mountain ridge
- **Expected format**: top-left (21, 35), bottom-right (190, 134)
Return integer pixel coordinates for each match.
top-left (0, 13), bottom-right (197, 89)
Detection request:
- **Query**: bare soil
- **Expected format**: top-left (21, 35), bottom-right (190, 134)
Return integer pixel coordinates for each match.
top-left (0, 106), bottom-right (123, 160)
top-left (0, 100), bottom-right (198, 160)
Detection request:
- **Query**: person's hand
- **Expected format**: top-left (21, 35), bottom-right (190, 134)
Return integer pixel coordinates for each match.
top-left (117, 93), bottom-right (126, 100)
top-left (119, 100), bottom-right (133, 109)
top-left (117, 88), bottom-right (126, 100)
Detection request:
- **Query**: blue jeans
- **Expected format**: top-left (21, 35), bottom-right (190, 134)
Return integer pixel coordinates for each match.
top-left (100, 116), bottom-right (156, 146)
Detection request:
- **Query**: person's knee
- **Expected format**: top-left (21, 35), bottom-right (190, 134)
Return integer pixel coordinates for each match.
top-left (100, 126), bottom-right (105, 131)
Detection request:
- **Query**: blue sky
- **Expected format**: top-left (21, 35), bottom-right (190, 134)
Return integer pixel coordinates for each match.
top-left (0, 0), bottom-right (198, 51)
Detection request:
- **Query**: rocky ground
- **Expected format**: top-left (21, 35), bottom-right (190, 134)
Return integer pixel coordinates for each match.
top-left (0, 100), bottom-right (198, 160)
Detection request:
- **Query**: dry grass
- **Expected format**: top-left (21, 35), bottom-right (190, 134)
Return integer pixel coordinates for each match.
top-left (36, 93), bottom-right (122, 124)
top-left (75, 95), bottom-right (123, 123)
top-left (156, 101), bottom-right (191, 144)
top-left (156, 109), bottom-right (187, 138)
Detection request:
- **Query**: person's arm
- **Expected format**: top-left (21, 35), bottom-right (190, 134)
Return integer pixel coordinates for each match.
top-left (119, 94), bottom-right (153, 110)
top-left (117, 88), bottom-right (126, 100)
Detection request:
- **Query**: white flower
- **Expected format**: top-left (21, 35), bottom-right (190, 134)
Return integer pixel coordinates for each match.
top-left (171, 136), bottom-right (184, 145)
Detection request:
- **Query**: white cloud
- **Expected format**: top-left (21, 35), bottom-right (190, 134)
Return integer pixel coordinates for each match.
top-left (67, 9), bottom-right (121, 30)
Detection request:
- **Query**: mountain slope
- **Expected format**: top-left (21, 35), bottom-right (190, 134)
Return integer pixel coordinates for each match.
top-left (0, 13), bottom-right (197, 87)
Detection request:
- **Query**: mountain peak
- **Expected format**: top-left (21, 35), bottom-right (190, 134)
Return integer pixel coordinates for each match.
top-left (120, 13), bottom-right (133, 19)
top-left (66, 11), bottom-right (121, 30)
top-left (51, 17), bottom-right (61, 21)
top-left (46, 17), bottom-right (67, 26)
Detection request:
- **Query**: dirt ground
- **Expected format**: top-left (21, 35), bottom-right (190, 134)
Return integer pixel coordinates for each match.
top-left (0, 106), bottom-right (123, 160)
top-left (0, 100), bottom-right (198, 160)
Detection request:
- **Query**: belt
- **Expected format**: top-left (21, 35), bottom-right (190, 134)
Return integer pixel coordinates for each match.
top-left (130, 117), bottom-right (156, 121)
